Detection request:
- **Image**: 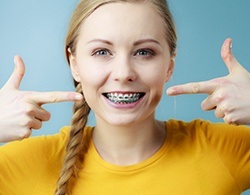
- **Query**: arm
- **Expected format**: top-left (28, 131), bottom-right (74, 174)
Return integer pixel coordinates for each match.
top-left (167, 38), bottom-right (250, 125)
top-left (0, 55), bottom-right (82, 142)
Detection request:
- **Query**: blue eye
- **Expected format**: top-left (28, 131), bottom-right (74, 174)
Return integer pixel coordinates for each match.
top-left (95, 49), bottom-right (108, 56)
top-left (92, 49), bottom-right (110, 56)
top-left (135, 49), bottom-right (155, 57)
top-left (138, 50), bottom-right (149, 56)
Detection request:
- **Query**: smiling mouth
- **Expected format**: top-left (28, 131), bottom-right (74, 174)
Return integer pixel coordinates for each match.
top-left (103, 92), bottom-right (145, 104)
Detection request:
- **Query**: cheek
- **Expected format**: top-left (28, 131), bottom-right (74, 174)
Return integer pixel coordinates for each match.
top-left (79, 69), bottom-right (106, 91)
top-left (76, 58), bottom-right (107, 87)
top-left (144, 63), bottom-right (168, 100)
top-left (78, 68), bottom-right (104, 106)
top-left (143, 64), bottom-right (168, 87)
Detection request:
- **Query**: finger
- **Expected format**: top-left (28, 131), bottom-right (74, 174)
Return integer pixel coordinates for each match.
top-left (23, 115), bottom-right (42, 130)
top-left (18, 129), bottom-right (32, 140)
top-left (167, 80), bottom-right (218, 96)
top-left (221, 38), bottom-right (242, 73)
top-left (34, 108), bottom-right (51, 122)
top-left (3, 55), bottom-right (25, 90)
top-left (28, 91), bottom-right (83, 105)
top-left (201, 87), bottom-right (225, 111)
top-left (201, 96), bottom-right (217, 111)
top-left (30, 118), bottom-right (43, 130)
top-left (214, 107), bottom-right (225, 119)
top-left (223, 114), bottom-right (236, 125)
top-left (25, 104), bottom-right (51, 122)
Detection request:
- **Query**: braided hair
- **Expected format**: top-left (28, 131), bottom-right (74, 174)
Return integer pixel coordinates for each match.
top-left (55, 0), bottom-right (177, 194)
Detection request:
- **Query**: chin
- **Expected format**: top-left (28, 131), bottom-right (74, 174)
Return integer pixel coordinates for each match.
top-left (97, 114), bottom-right (140, 127)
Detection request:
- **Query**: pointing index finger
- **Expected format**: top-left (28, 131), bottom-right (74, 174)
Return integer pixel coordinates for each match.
top-left (29, 91), bottom-right (83, 105)
top-left (167, 80), bottom-right (218, 96)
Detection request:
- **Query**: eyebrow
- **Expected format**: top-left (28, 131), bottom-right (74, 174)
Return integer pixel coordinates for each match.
top-left (133, 39), bottom-right (162, 47)
top-left (86, 38), bottom-right (162, 47)
top-left (86, 39), bottom-right (113, 45)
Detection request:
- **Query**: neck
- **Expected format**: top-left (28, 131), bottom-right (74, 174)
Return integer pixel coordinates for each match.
top-left (92, 116), bottom-right (166, 166)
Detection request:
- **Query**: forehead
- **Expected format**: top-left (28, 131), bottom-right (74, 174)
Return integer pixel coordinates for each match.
top-left (79, 2), bottom-right (166, 43)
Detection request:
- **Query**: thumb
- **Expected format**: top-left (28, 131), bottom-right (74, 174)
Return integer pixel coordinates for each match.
top-left (3, 55), bottom-right (25, 90)
top-left (221, 38), bottom-right (242, 73)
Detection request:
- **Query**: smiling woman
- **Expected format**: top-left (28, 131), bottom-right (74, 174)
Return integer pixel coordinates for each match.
top-left (0, 0), bottom-right (250, 195)
top-left (68, 2), bottom-right (175, 129)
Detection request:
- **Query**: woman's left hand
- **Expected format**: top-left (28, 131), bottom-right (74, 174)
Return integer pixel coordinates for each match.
top-left (167, 38), bottom-right (250, 125)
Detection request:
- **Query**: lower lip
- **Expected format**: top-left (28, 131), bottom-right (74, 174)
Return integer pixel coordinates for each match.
top-left (104, 96), bottom-right (144, 109)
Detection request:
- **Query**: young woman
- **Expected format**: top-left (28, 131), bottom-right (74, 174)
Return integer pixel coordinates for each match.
top-left (0, 0), bottom-right (250, 194)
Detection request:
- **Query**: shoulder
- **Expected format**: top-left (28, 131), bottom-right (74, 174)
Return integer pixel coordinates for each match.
top-left (165, 118), bottom-right (207, 129)
top-left (165, 119), bottom-right (250, 190)
top-left (0, 127), bottom-right (70, 192)
top-left (165, 118), bottom-right (249, 136)
top-left (165, 118), bottom-right (250, 159)
top-left (165, 119), bottom-right (250, 147)
top-left (165, 118), bottom-right (210, 136)
top-left (0, 126), bottom-right (69, 158)
top-left (1, 125), bottom-right (94, 158)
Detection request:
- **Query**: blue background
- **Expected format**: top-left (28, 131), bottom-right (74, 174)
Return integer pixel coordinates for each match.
top-left (0, 1), bottom-right (250, 193)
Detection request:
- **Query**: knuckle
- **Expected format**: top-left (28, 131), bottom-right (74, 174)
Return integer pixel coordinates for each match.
top-left (25, 105), bottom-right (35, 115)
top-left (27, 120), bottom-right (34, 128)
top-left (23, 130), bottom-right (31, 138)
top-left (191, 83), bottom-right (200, 93)
top-left (49, 92), bottom-right (59, 103)
top-left (33, 121), bottom-right (42, 130)
top-left (215, 107), bottom-right (224, 118)
top-left (214, 93), bottom-right (225, 103)
top-left (219, 104), bottom-right (227, 113)
top-left (220, 102), bottom-right (234, 113)
top-left (22, 117), bottom-right (33, 128)
top-left (44, 112), bottom-right (51, 121)
top-left (17, 129), bottom-right (31, 140)
top-left (223, 111), bottom-right (240, 125)
top-left (223, 115), bottom-right (236, 124)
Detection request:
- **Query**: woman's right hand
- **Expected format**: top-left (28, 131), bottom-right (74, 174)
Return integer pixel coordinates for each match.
top-left (0, 56), bottom-right (83, 142)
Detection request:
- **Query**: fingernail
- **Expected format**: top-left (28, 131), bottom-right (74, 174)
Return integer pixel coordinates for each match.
top-left (229, 42), bottom-right (233, 51)
top-left (14, 56), bottom-right (17, 64)
top-left (75, 94), bottom-right (83, 100)
top-left (167, 88), bottom-right (175, 95)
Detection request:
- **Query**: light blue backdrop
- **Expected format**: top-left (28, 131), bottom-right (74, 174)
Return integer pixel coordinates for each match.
top-left (0, 1), bottom-right (250, 194)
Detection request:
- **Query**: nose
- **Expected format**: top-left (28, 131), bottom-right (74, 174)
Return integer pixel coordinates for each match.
top-left (111, 55), bottom-right (136, 83)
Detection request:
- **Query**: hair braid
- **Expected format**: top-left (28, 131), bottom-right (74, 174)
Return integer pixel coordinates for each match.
top-left (58, 1), bottom-right (177, 194)
top-left (55, 83), bottom-right (91, 195)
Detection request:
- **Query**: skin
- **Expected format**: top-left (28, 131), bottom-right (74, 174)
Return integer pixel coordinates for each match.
top-left (1, 2), bottom-right (250, 164)
top-left (167, 38), bottom-right (250, 125)
top-left (0, 56), bottom-right (83, 142)
top-left (69, 2), bottom-right (174, 165)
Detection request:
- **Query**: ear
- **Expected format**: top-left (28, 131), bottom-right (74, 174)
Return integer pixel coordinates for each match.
top-left (165, 57), bottom-right (175, 82)
top-left (68, 48), bottom-right (81, 82)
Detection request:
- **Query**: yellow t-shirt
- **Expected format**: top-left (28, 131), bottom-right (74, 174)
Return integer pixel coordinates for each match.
top-left (0, 119), bottom-right (250, 195)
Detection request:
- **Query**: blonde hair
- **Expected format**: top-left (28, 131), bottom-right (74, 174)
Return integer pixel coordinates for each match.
top-left (55, 0), bottom-right (177, 194)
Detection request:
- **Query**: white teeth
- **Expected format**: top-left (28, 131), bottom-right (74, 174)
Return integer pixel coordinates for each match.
top-left (106, 93), bottom-right (142, 104)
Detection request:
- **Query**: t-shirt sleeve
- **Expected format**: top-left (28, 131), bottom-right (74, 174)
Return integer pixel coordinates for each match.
top-left (0, 126), bottom-right (70, 192)
top-left (201, 121), bottom-right (250, 191)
